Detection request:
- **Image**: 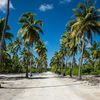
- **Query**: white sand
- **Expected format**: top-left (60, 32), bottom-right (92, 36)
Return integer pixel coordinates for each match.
top-left (0, 72), bottom-right (100, 100)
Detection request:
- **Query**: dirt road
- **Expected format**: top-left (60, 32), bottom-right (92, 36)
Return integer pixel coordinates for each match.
top-left (0, 72), bottom-right (100, 100)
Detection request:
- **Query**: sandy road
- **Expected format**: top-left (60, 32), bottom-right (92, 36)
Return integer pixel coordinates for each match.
top-left (0, 72), bottom-right (100, 100)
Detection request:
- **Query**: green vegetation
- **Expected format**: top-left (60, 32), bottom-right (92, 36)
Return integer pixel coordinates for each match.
top-left (0, 0), bottom-right (100, 81)
top-left (50, 0), bottom-right (100, 79)
top-left (0, 1), bottom-right (47, 78)
top-left (51, 61), bottom-right (100, 76)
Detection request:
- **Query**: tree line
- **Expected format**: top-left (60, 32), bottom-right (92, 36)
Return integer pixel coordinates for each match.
top-left (0, 0), bottom-right (47, 78)
top-left (50, 0), bottom-right (100, 79)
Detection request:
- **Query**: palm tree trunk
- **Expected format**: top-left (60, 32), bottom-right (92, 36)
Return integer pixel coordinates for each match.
top-left (78, 35), bottom-right (85, 80)
top-left (26, 55), bottom-right (29, 78)
top-left (36, 63), bottom-right (39, 73)
top-left (0, 0), bottom-right (10, 88)
top-left (70, 53), bottom-right (75, 78)
top-left (30, 57), bottom-right (32, 77)
top-left (0, 0), bottom-right (10, 63)
top-left (70, 60), bottom-right (73, 78)
top-left (26, 64), bottom-right (28, 78)
top-left (62, 57), bottom-right (65, 76)
top-left (26, 46), bottom-right (30, 78)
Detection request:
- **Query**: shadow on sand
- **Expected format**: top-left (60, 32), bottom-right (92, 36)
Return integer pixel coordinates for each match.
top-left (1, 83), bottom-right (81, 89)
top-left (0, 74), bottom-right (67, 81)
top-left (0, 76), bottom-right (26, 80)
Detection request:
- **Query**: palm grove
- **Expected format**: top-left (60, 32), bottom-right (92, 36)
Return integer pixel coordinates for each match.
top-left (0, 0), bottom-right (100, 81)
top-left (0, 0), bottom-right (47, 78)
top-left (50, 0), bottom-right (100, 79)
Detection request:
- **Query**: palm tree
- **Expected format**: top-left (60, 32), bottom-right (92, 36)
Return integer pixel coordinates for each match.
top-left (60, 32), bottom-right (67, 67)
top-left (90, 41), bottom-right (100, 60)
top-left (0, 1), bottom-right (10, 87)
top-left (71, 0), bottom-right (100, 79)
top-left (0, 18), bottom-right (13, 63)
top-left (50, 51), bottom-right (63, 74)
top-left (60, 32), bottom-right (71, 72)
top-left (43, 54), bottom-right (48, 70)
top-left (83, 49), bottom-right (90, 63)
top-left (0, 19), bottom-right (13, 49)
top-left (8, 38), bottom-right (21, 59)
top-left (18, 12), bottom-right (43, 44)
top-left (35, 57), bottom-right (40, 70)
top-left (60, 30), bottom-right (78, 77)
top-left (18, 12), bottom-right (43, 78)
top-left (35, 41), bottom-right (47, 71)
top-left (59, 32), bottom-right (67, 75)
top-left (40, 53), bottom-right (48, 71)
top-left (7, 42), bottom-right (14, 55)
top-left (14, 38), bottom-right (22, 53)
top-left (90, 41), bottom-right (100, 71)
top-left (0, 0), bottom-right (10, 63)
top-left (35, 41), bottom-right (47, 57)
top-left (21, 47), bottom-right (33, 77)
top-left (68, 36), bottom-right (78, 77)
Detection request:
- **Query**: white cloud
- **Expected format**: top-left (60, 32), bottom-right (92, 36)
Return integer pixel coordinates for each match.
top-left (39, 4), bottom-right (54, 12)
top-left (60, 0), bottom-right (71, 4)
top-left (0, 0), bottom-right (14, 13)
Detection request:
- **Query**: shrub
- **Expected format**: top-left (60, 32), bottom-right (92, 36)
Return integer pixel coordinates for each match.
top-left (82, 65), bottom-right (94, 75)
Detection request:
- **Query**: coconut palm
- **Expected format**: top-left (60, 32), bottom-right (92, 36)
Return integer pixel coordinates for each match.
top-left (35, 41), bottom-right (47, 71)
top-left (89, 41), bottom-right (100, 70)
top-left (50, 51), bottom-right (63, 74)
top-left (59, 32), bottom-right (68, 75)
top-left (68, 36), bottom-right (78, 77)
top-left (0, 19), bottom-right (13, 41)
top-left (0, 0), bottom-right (10, 63)
top-left (60, 30), bottom-right (78, 77)
top-left (14, 38), bottom-right (22, 53)
top-left (0, 18), bottom-right (13, 63)
top-left (0, 0), bottom-right (10, 86)
top-left (21, 47), bottom-right (33, 77)
top-left (35, 41), bottom-right (47, 58)
top-left (18, 12), bottom-right (43, 45)
top-left (90, 41), bottom-right (100, 60)
top-left (8, 38), bottom-right (21, 58)
top-left (83, 49), bottom-right (90, 62)
top-left (60, 31), bottom-right (71, 67)
top-left (71, 0), bottom-right (100, 79)
top-left (60, 32), bottom-right (67, 66)
top-left (41, 53), bottom-right (48, 70)
top-left (35, 57), bottom-right (40, 70)
top-left (18, 12), bottom-right (43, 78)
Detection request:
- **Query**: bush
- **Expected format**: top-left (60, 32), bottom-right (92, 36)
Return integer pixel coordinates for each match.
top-left (31, 67), bottom-right (37, 73)
top-left (61, 68), bottom-right (66, 76)
top-left (82, 65), bottom-right (94, 75)
top-left (72, 67), bottom-right (78, 76)
top-left (65, 68), bottom-right (70, 75)
top-left (91, 70), bottom-right (100, 75)
top-left (51, 60), bottom-right (100, 76)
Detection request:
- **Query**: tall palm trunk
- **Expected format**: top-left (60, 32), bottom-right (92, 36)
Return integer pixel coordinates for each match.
top-left (62, 57), bottom-right (66, 76)
top-left (0, 0), bottom-right (10, 63)
top-left (36, 62), bottom-right (39, 73)
top-left (70, 52), bottom-right (75, 78)
top-left (26, 62), bottom-right (28, 78)
top-left (26, 46), bottom-right (30, 78)
top-left (37, 58), bottom-right (41, 73)
top-left (78, 35), bottom-right (85, 80)
top-left (0, 0), bottom-right (10, 88)
top-left (30, 57), bottom-right (32, 77)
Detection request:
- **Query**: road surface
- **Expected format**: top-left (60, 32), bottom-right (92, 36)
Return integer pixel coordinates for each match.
top-left (0, 72), bottom-right (100, 100)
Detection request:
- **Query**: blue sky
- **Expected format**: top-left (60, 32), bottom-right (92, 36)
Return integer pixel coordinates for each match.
top-left (0, 0), bottom-right (100, 64)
